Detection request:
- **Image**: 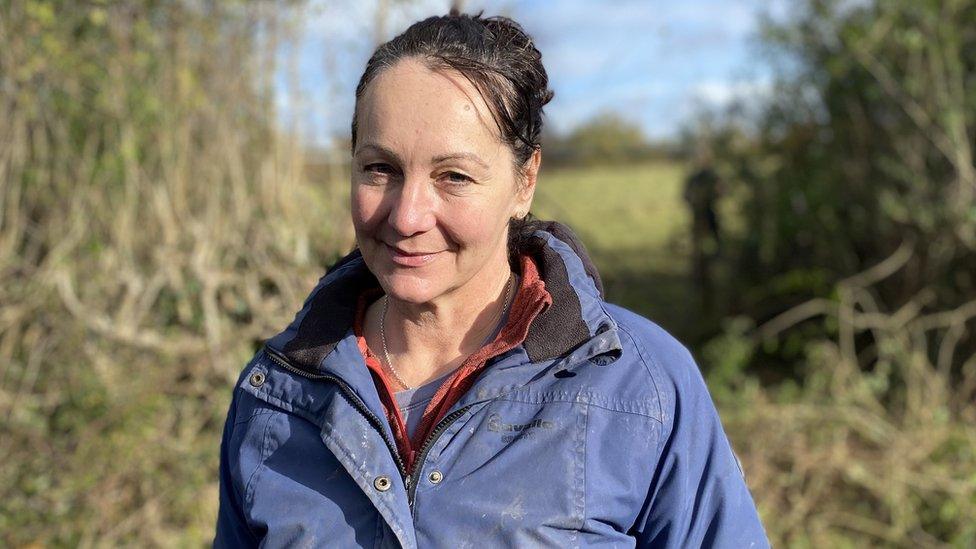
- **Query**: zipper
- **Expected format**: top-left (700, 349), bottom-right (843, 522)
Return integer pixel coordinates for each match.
top-left (406, 404), bottom-right (473, 513)
top-left (262, 345), bottom-right (409, 482)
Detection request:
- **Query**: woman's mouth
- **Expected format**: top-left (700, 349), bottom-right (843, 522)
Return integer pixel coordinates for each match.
top-left (384, 243), bottom-right (443, 267)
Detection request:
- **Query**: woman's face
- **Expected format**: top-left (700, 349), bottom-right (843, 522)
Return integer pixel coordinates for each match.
top-left (351, 57), bottom-right (537, 305)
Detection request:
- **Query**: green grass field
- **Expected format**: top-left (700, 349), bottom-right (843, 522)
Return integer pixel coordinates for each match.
top-left (535, 161), bottom-right (690, 268)
top-left (534, 161), bottom-right (701, 340)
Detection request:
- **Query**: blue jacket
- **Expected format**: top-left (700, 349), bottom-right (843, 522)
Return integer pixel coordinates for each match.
top-left (214, 225), bottom-right (769, 548)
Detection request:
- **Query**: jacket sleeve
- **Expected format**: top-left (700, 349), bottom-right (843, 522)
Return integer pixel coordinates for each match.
top-left (631, 342), bottom-right (769, 548)
top-left (213, 386), bottom-right (259, 548)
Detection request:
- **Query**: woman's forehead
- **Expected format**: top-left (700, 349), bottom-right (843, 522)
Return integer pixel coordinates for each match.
top-left (355, 58), bottom-right (506, 155)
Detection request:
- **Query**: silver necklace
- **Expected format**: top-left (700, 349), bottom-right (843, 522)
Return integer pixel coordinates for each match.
top-left (380, 272), bottom-right (516, 390)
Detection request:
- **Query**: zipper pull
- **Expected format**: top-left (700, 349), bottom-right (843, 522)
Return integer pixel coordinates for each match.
top-left (404, 474), bottom-right (412, 491)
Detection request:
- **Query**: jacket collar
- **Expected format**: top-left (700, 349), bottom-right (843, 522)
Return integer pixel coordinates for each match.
top-left (267, 221), bottom-right (618, 373)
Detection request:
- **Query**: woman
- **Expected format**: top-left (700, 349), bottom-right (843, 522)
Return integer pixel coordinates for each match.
top-left (215, 11), bottom-right (768, 548)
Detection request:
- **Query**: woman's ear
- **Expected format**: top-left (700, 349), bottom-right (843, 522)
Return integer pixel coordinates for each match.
top-left (516, 148), bottom-right (542, 215)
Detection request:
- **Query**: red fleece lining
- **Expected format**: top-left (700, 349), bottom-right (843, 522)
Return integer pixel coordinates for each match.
top-left (352, 253), bottom-right (552, 474)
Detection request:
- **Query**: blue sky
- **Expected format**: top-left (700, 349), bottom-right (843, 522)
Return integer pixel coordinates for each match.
top-left (276, 0), bottom-right (788, 147)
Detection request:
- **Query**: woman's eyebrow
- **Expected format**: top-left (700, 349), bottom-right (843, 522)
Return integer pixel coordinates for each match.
top-left (354, 143), bottom-right (403, 164)
top-left (432, 152), bottom-right (489, 169)
top-left (355, 144), bottom-right (488, 170)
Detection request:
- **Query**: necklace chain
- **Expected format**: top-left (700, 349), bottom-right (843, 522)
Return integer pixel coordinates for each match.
top-left (380, 272), bottom-right (515, 390)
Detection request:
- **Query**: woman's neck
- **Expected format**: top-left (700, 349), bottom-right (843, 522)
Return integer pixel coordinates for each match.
top-left (365, 258), bottom-right (517, 386)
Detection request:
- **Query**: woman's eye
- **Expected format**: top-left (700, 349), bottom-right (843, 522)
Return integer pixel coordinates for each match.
top-left (443, 171), bottom-right (473, 185)
top-left (364, 163), bottom-right (395, 175)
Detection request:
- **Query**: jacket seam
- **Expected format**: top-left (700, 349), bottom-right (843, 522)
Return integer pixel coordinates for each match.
top-left (242, 412), bottom-right (277, 505)
top-left (226, 390), bottom-right (258, 547)
top-left (594, 300), bottom-right (618, 335)
top-left (373, 512), bottom-right (384, 548)
top-left (495, 394), bottom-right (662, 421)
top-left (614, 322), bottom-right (669, 454)
top-left (585, 401), bottom-right (664, 422)
top-left (579, 402), bottom-right (588, 531)
top-left (233, 408), bottom-right (278, 426)
top-left (241, 384), bottom-right (297, 416)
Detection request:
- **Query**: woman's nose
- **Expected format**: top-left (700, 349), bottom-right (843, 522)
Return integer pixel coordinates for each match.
top-left (387, 175), bottom-right (436, 237)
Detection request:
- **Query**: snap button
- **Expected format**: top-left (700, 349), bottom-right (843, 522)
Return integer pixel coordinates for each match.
top-left (249, 371), bottom-right (266, 387)
top-left (373, 475), bottom-right (392, 492)
top-left (428, 470), bottom-right (443, 484)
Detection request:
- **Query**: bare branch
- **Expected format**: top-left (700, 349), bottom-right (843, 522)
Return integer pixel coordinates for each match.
top-left (754, 298), bottom-right (834, 343)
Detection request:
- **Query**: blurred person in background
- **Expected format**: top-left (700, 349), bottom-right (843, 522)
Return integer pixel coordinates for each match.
top-left (684, 148), bottom-right (723, 311)
top-left (214, 9), bottom-right (768, 548)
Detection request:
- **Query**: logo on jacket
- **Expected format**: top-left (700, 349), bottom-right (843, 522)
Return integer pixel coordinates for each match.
top-left (487, 413), bottom-right (555, 443)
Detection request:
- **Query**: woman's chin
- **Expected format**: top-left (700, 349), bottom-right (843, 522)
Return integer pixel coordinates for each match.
top-left (380, 276), bottom-right (442, 304)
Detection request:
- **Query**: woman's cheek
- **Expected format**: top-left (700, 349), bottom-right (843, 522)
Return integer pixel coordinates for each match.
top-left (456, 203), bottom-right (506, 252)
top-left (350, 186), bottom-right (384, 231)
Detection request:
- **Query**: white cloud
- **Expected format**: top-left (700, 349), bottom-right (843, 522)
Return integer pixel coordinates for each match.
top-left (693, 78), bottom-right (772, 107)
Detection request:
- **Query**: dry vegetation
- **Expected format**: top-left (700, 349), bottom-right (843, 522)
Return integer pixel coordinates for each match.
top-left (707, 243), bottom-right (976, 547)
top-left (1, 2), bottom-right (345, 545)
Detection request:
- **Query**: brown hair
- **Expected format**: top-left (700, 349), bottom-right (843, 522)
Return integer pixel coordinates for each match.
top-left (351, 10), bottom-right (553, 171)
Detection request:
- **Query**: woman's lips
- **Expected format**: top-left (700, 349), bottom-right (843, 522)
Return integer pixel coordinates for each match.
top-left (385, 243), bottom-right (443, 267)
